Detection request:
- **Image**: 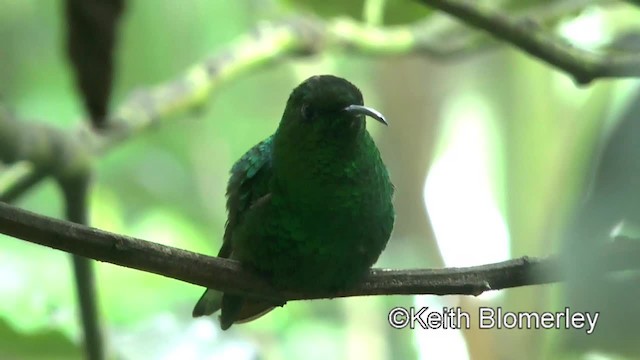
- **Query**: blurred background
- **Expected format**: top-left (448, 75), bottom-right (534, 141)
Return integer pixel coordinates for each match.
top-left (1, 0), bottom-right (640, 359)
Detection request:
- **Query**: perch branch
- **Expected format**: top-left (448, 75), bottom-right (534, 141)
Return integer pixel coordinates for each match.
top-left (1, 201), bottom-right (639, 303)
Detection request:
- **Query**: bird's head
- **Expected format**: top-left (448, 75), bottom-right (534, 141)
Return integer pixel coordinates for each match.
top-left (276, 75), bottom-right (387, 143)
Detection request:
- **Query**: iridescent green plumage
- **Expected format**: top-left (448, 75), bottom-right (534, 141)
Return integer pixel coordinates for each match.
top-left (192, 75), bottom-right (395, 329)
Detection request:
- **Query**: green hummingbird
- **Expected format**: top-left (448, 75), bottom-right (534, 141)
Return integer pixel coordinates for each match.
top-left (192, 75), bottom-right (395, 330)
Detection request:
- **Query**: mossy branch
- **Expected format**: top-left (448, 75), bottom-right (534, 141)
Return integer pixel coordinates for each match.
top-left (0, 0), bottom-right (620, 200)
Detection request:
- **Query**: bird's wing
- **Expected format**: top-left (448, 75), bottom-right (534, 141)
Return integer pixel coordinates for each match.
top-left (192, 136), bottom-right (273, 319)
top-left (218, 135), bottom-right (274, 258)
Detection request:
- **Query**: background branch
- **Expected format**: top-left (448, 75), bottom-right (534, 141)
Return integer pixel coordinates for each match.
top-left (0, 0), bottom-right (617, 202)
top-left (58, 172), bottom-right (102, 360)
top-left (415, 0), bottom-right (640, 84)
top-left (0, 167), bottom-right (46, 203)
top-left (1, 201), bottom-right (638, 303)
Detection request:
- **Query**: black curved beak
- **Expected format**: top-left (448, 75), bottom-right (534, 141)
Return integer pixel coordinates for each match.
top-left (344, 105), bottom-right (388, 126)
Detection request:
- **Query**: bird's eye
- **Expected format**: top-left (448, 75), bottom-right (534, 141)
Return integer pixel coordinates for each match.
top-left (301, 104), bottom-right (314, 122)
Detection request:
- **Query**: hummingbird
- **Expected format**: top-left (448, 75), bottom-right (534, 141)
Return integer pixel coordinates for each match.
top-left (192, 75), bottom-right (395, 330)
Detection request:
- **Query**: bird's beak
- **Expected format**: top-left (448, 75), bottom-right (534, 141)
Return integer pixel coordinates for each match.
top-left (343, 105), bottom-right (388, 126)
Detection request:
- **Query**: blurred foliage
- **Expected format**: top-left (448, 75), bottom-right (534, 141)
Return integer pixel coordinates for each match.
top-left (281, 0), bottom-right (431, 25)
top-left (65, 0), bottom-right (124, 128)
top-left (1, 0), bottom-right (640, 359)
top-left (0, 317), bottom-right (80, 360)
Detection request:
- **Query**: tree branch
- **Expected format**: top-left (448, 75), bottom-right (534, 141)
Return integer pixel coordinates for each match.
top-left (0, 0), bottom-right (613, 202)
top-left (415, 0), bottom-right (640, 85)
top-left (58, 172), bottom-right (103, 360)
top-left (0, 163), bottom-right (46, 203)
top-left (1, 201), bottom-right (639, 303)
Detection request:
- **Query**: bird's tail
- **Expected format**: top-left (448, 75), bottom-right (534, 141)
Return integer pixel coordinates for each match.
top-left (192, 289), bottom-right (224, 317)
top-left (192, 289), bottom-right (275, 330)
